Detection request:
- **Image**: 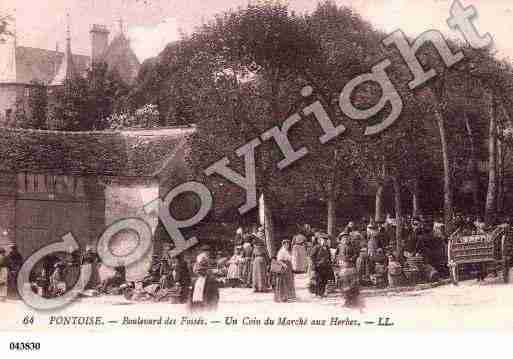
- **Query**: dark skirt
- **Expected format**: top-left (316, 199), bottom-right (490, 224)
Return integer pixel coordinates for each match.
top-left (188, 276), bottom-right (220, 312)
top-left (274, 260), bottom-right (295, 302)
top-left (252, 256), bottom-right (268, 292)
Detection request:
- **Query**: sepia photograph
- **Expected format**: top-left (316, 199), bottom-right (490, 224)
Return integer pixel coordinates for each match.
top-left (0, 0), bottom-right (513, 354)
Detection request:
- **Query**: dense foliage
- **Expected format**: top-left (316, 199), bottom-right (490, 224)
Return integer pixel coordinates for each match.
top-left (7, 2), bottom-right (513, 245)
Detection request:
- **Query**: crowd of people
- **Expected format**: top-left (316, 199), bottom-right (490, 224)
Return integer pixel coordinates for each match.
top-left (1, 212), bottom-right (511, 310)
top-left (0, 244), bottom-right (113, 301)
top-left (196, 212), bottom-right (513, 308)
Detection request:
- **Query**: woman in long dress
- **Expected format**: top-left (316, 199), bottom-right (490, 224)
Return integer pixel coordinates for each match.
top-left (226, 246), bottom-right (244, 287)
top-left (241, 238), bottom-right (254, 287)
top-left (49, 263), bottom-right (66, 297)
top-left (338, 260), bottom-right (360, 307)
top-left (252, 245), bottom-right (269, 292)
top-left (82, 247), bottom-right (101, 289)
top-left (188, 257), bottom-right (219, 313)
top-left (292, 234), bottom-right (307, 273)
top-left (0, 249), bottom-right (8, 301)
top-left (274, 240), bottom-right (296, 302)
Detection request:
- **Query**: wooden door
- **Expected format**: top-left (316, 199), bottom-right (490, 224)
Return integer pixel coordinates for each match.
top-left (16, 200), bottom-right (89, 258)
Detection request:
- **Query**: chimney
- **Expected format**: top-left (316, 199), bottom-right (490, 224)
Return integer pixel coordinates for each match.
top-left (90, 24), bottom-right (109, 63)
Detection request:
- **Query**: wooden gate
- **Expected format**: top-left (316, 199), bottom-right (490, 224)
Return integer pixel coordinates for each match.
top-left (14, 173), bottom-right (98, 258)
top-left (15, 200), bottom-right (90, 257)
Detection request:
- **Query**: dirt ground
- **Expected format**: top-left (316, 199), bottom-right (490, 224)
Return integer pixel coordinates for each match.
top-left (1, 273), bottom-right (513, 331)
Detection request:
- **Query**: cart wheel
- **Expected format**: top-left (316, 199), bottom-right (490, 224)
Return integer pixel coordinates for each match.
top-left (451, 264), bottom-right (459, 285)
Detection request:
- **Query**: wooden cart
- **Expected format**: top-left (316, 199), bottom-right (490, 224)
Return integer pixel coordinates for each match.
top-left (448, 226), bottom-right (512, 285)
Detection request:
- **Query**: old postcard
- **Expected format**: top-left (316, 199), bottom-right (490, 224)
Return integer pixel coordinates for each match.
top-left (0, 0), bottom-right (513, 354)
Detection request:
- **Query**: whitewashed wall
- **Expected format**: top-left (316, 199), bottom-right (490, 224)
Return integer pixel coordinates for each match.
top-left (103, 179), bottom-right (159, 281)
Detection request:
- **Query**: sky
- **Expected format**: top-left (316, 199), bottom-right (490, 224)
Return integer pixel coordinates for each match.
top-left (1, 0), bottom-right (513, 62)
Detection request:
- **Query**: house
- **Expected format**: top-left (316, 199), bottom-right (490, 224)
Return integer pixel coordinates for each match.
top-left (0, 17), bottom-right (140, 127)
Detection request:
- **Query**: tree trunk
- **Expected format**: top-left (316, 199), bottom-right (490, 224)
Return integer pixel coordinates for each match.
top-left (464, 113), bottom-right (480, 214)
top-left (497, 133), bottom-right (505, 215)
top-left (327, 195), bottom-right (336, 236)
top-left (260, 74), bottom-right (281, 256)
top-left (496, 98), bottom-right (512, 217)
top-left (412, 177), bottom-right (421, 218)
top-left (259, 192), bottom-right (276, 258)
top-left (375, 160), bottom-right (386, 223)
top-left (427, 83), bottom-right (453, 229)
top-left (485, 94), bottom-right (498, 226)
top-left (327, 149), bottom-right (339, 236)
top-left (434, 107), bottom-right (453, 229)
top-left (392, 176), bottom-right (403, 257)
top-left (375, 183), bottom-right (385, 223)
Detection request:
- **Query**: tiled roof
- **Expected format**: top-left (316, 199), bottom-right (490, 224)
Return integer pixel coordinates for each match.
top-left (0, 126), bottom-right (194, 177)
top-left (100, 33), bottom-right (140, 84)
top-left (15, 46), bottom-right (89, 84)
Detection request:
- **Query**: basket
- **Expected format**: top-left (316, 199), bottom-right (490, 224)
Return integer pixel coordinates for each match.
top-left (270, 260), bottom-right (287, 274)
top-left (326, 280), bottom-right (337, 294)
top-left (156, 287), bottom-right (181, 303)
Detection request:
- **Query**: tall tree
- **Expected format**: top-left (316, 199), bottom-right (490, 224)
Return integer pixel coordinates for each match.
top-left (87, 61), bottom-right (130, 130)
top-left (27, 81), bottom-right (48, 129)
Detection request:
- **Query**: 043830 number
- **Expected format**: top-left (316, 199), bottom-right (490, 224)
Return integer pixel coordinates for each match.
top-left (9, 342), bottom-right (41, 351)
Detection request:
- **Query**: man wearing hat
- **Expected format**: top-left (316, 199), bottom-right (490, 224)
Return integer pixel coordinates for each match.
top-left (196, 245), bottom-right (212, 265)
top-left (337, 232), bottom-right (357, 266)
top-left (310, 235), bottom-right (333, 298)
top-left (356, 245), bottom-right (373, 285)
